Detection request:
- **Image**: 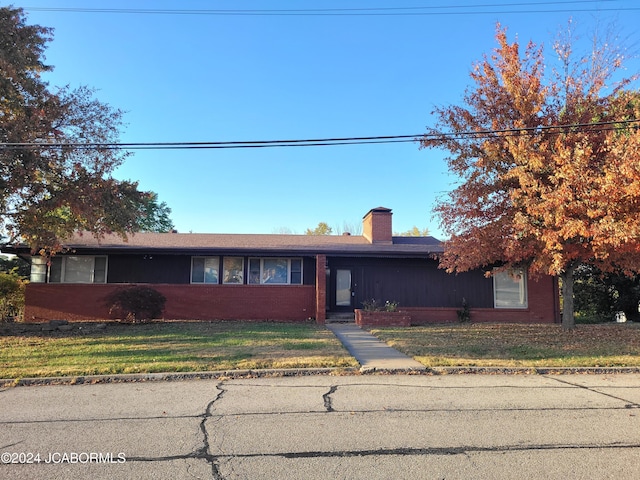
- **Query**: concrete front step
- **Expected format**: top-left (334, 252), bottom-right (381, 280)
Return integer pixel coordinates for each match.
top-left (326, 312), bottom-right (355, 323)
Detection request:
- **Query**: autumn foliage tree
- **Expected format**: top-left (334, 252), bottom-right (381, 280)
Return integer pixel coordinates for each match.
top-left (0, 7), bottom-right (172, 253)
top-left (421, 23), bottom-right (640, 328)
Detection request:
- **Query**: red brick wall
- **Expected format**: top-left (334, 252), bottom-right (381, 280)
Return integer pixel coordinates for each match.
top-left (363, 209), bottom-right (393, 244)
top-left (405, 307), bottom-right (557, 324)
top-left (355, 310), bottom-right (411, 327)
top-left (315, 254), bottom-right (327, 324)
top-left (24, 284), bottom-right (316, 322)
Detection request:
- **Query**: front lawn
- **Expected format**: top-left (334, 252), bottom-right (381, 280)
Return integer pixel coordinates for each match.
top-left (369, 323), bottom-right (640, 368)
top-left (0, 321), bottom-right (358, 379)
top-left (3, 321), bottom-right (639, 379)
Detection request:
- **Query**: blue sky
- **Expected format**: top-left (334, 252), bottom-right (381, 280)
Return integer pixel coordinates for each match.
top-left (14, 0), bottom-right (640, 237)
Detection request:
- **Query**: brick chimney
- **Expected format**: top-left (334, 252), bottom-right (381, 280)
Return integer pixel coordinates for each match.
top-left (362, 207), bottom-right (393, 244)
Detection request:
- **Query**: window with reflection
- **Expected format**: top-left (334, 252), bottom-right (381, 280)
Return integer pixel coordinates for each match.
top-left (49, 256), bottom-right (107, 283)
top-left (248, 258), bottom-right (303, 285)
top-left (191, 257), bottom-right (219, 284)
top-left (223, 257), bottom-right (244, 284)
top-left (494, 268), bottom-right (527, 308)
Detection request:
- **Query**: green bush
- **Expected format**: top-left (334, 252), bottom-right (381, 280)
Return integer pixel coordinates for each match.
top-left (105, 286), bottom-right (166, 322)
top-left (0, 272), bottom-right (27, 322)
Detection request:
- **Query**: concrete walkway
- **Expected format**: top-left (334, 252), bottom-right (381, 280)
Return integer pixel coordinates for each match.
top-left (326, 323), bottom-right (426, 372)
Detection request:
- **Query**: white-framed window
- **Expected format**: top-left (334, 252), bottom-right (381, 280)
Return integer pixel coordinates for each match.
top-left (191, 257), bottom-right (219, 284)
top-left (494, 268), bottom-right (527, 308)
top-left (223, 257), bottom-right (244, 284)
top-left (49, 256), bottom-right (107, 283)
top-left (248, 258), bottom-right (302, 285)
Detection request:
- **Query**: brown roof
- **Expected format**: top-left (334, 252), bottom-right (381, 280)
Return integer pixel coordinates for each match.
top-left (2, 231), bottom-right (444, 257)
top-left (47, 231), bottom-right (444, 257)
top-left (65, 231), bottom-right (367, 248)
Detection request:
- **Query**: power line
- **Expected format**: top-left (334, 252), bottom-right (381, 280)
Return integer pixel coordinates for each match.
top-left (428, 118), bottom-right (640, 139)
top-left (2, 119), bottom-right (638, 151)
top-left (1, 135), bottom-right (421, 151)
top-left (22, 1), bottom-right (634, 16)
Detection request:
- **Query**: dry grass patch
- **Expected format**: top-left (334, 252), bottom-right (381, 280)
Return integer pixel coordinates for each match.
top-left (0, 321), bottom-right (358, 379)
top-left (369, 323), bottom-right (640, 367)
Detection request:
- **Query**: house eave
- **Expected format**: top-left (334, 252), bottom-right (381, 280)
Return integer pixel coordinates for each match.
top-left (0, 233), bottom-right (444, 258)
top-left (14, 245), bottom-right (444, 258)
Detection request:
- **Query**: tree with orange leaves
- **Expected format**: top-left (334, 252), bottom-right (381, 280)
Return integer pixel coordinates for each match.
top-left (422, 23), bottom-right (640, 329)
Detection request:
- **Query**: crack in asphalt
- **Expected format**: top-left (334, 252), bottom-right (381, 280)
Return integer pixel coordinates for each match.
top-left (197, 383), bottom-right (225, 479)
top-left (545, 376), bottom-right (640, 408)
top-left (213, 442), bottom-right (640, 460)
top-left (112, 441), bottom-right (640, 472)
top-left (103, 384), bottom-right (226, 479)
top-left (323, 386), bottom-right (337, 412)
top-left (71, 404), bottom-right (626, 422)
top-left (0, 414), bottom-right (202, 425)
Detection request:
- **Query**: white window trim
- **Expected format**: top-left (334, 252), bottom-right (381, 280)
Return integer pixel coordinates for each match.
top-left (493, 268), bottom-right (528, 309)
top-left (51, 256), bottom-right (108, 284)
top-left (249, 258), bottom-right (303, 285)
top-left (190, 256), bottom-right (220, 284)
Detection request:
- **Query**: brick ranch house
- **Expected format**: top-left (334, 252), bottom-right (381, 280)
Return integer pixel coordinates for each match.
top-left (3, 207), bottom-right (560, 324)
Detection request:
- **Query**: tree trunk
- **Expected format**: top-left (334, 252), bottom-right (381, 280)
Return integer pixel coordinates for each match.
top-left (561, 263), bottom-right (577, 329)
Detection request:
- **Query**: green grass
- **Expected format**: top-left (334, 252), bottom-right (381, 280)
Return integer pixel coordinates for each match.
top-left (4, 321), bottom-right (640, 379)
top-left (369, 322), bottom-right (640, 368)
top-left (0, 321), bottom-right (358, 379)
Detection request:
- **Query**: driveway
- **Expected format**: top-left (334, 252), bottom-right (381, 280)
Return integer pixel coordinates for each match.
top-left (1, 374), bottom-right (640, 479)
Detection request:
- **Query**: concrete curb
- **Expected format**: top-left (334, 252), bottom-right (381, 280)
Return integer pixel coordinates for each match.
top-left (2, 366), bottom-right (640, 387)
top-left (0, 368), bottom-right (356, 387)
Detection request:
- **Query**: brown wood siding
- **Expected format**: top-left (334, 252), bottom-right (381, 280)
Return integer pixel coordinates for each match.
top-left (105, 255), bottom-right (316, 285)
top-left (107, 255), bottom-right (191, 284)
top-left (329, 257), bottom-right (493, 309)
top-left (302, 257), bottom-right (316, 285)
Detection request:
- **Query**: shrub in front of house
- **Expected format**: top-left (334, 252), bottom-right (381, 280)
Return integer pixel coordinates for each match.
top-left (105, 286), bottom-right (166, 322)
top-left (362, 299), bottom-right (399, 312)
top-left (0, 272), bottom-right (26, 322)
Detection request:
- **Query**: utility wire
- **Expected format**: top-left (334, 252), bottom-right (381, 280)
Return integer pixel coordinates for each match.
top-left (427, 118), bottom-right (640, 139)
top-left (1, 119), bottom-right (638, 151)
top-left (22, 0), bottom-right (634, 16)
top-left (1, 136), bottom-right (419, 151)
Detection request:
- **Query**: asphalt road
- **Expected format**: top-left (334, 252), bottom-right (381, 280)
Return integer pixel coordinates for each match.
top-left (1, 373), bottom-right (640, 479)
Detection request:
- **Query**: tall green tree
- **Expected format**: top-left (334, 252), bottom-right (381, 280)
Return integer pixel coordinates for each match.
top-left (421, 23), bottom-right (640, 329)
top-left (395, 226), bottom-right (430, 237)
top-left (305, 222), bottom-right (333, 236)
top-left (0, 7), bottom-right (170, 252)
top-left (137, 192), bottom-right (175, 233)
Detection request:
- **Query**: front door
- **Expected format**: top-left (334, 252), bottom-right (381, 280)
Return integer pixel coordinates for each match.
top-left (334, 269), bottom-right (353, 311)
